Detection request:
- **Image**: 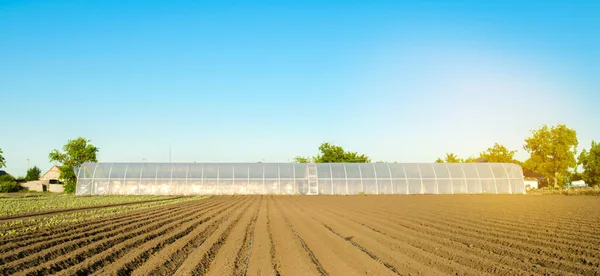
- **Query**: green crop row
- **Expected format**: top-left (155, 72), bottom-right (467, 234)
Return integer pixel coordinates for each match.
top-left (0, 195), bottom-right (180, 218)
top-left (0, 196), bottom-right (207, 236)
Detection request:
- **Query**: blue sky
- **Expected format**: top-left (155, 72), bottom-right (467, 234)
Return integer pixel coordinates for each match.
top-left (1, 0), bottom-right (599, 176)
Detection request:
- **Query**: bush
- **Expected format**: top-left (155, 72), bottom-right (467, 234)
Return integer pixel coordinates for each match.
top-left (0, 180), bottom-right (22, 193)
top-left (0, 174), bottom-right (14, 183)
top-left (527, 186), bottom-right (600, 196)
top-left (63, 180), bottom-right (76, 194)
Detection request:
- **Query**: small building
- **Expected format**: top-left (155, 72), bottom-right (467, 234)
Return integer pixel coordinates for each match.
top-left (40, 166), bottom-right (61, 184)
top-left (524, 177), bottom-right (539, 190)
top-left (523, 169), bottom-right (545, 189)
top-left (22, 166), bottom-right (64, 193)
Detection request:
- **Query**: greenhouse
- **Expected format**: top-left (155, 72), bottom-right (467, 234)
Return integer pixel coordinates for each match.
top-left (75, 162), bottom-right (525, 195)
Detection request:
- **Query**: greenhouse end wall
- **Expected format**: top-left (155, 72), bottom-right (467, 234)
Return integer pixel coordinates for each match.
top-left (75, 162), bottom-right (525, 195)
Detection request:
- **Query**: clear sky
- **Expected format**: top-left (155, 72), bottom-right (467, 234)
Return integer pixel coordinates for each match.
top-left (1, 0), bottom-right (599, 176)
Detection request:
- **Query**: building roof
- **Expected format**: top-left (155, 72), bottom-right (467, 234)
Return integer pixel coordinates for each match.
top-left (522, 169), bottom-right (544, 178)
top-left (40, 166), bottom-right (61, 181)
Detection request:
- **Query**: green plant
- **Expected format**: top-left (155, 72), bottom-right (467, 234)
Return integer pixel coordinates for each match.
top-left (578, 140), bottom-right (600, 187)
top-left (294, 142), bottom-right (370, 163)
top-left (63, 179), bottom-right (76, 193)
top-left (0, 174), bottom-right (15, 183)
top-left (26, 166), bottom-right (42, 181)
top-left (0, 148), bottom-right (5, 169)
top-left (523, 124), bottom-right (578, 188)
top-left (0, 181), bottom-right (21, 193)
top-left (0, 196), bottom-right (207, 236)
top-left (358, 191), bottom-right (365, 196)
top-left (49, 137), bottom-right (99, 193)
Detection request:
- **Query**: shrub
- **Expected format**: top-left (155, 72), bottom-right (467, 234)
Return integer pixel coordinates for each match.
top-left (0, 180), bottom-right (22, 193)
top-left (0, 173), bottom-right (14, 182)
top-left (63, 180), bottom-right (76, 194)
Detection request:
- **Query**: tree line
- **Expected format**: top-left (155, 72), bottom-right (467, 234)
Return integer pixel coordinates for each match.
top-left (433, 124), bottom-right (598, 188)
top-left (0, 123), bottom-right (598, 193)
top-left (293, 124), bottom-right (599, 188)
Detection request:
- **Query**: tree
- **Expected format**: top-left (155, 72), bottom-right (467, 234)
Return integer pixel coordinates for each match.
top-left (436, 153), bottom-right (462, 163)
top-left (295, 142), bottom-right (370, 163)
top-left (462, 156), bottom-right (476, 163)
top-left (435, 153), bottom-right (462, 163)
top-left (0, 173), bottom-right (21, 193)
top-left (313, 142), bottom-right (370, 163)
top-left (0, 148), bottom-right (6, 169)
top-left (479, 143), bottom-right (519, 163)
top-left (578, 140), bottom-right (600, 186)
top-left (523, 124), bottom-right (578, 188)
top-left (26, 166), bottom-right (42, 181)
top-left (293, 156), bottom-right (311, 163)
top-left (49, 137), bottom-right (99, 193)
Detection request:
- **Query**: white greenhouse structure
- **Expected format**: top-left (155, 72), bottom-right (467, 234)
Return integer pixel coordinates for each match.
top-left (75, 162), bottom-right (525, 195)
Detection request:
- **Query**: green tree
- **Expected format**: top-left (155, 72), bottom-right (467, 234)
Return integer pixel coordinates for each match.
top-left (578, 140), bottom-right (600, 186)
top-left (462, 156), bottom-right (476, 163)
top-left (313, 142), bottom-right (370, 163)
top-left (0, 173), bottom-right (21, 193)
top-left (49, 137), bottom-right (99, 193)
top-left (26, 166), bottom-right (42, 181)
top-left (523, 124), bottom-right (578, 188)
top-left (292, 156), bottom-right (311, 163)
top-left (478, 143), bottom-right (519, 163)
top-left (0, 148), bottom-right (6, 169)
top-left (295, 142), bottom-right (370, 163)
top-left (435, 153), bottom-right (462, 163)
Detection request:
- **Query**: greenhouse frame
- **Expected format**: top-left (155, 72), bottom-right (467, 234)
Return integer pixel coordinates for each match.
top-left (75, 162), bottom-right (525, 195)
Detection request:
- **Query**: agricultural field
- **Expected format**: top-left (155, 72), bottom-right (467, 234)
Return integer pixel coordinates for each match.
top-left (0, 195), bottom-right (599, 275)
top-left (0, 194), bottom-right (180, 218)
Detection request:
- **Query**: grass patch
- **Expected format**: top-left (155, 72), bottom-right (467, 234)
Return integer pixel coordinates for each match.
top-left (527, 186), bottom-right (600, 196)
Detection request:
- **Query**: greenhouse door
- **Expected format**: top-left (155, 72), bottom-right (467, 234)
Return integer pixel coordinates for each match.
top-left (307, 164), bottom-right (318, 195)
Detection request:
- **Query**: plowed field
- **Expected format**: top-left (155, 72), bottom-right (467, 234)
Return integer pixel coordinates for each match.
top-left (1, 195), bottom-right (599, 275)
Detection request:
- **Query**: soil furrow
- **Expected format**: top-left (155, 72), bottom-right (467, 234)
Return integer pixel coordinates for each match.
top-left (0, 198), bottom-right (222, 264)
top-left (274, 197), bottom-right (396, 276)
top-left (238, 198), bottom-right (262, 276)
top-left (5, 198), bottom-right (227, 275)
top-left (306, 199), bottom-right (537, 275)
top-left (295, 198), bottom-right (495, 275)
top-left (56, 197), bottom-right (245, 276)
top-left (0, 197), bottom-right (215, 248)
top-left (204, 198), bottom-right (262, 276)
top-left (170, 198), bottom-right (257, 276)
top-left (242, 197), bottom-right (269, 276)
top-left (311, 197), bottom-right (593, 275)
top-left (125, 197), bottom-right (253, 276)
top-left (340, 205), bottom-right (599, 273)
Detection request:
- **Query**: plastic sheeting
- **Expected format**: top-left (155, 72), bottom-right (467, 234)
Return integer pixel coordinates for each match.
top-left (75, 162), bottom-right (525, 195)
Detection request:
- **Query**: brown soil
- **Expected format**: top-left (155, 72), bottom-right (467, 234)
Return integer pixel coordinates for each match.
top-left (1, 195), bottom-right (598, 275)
